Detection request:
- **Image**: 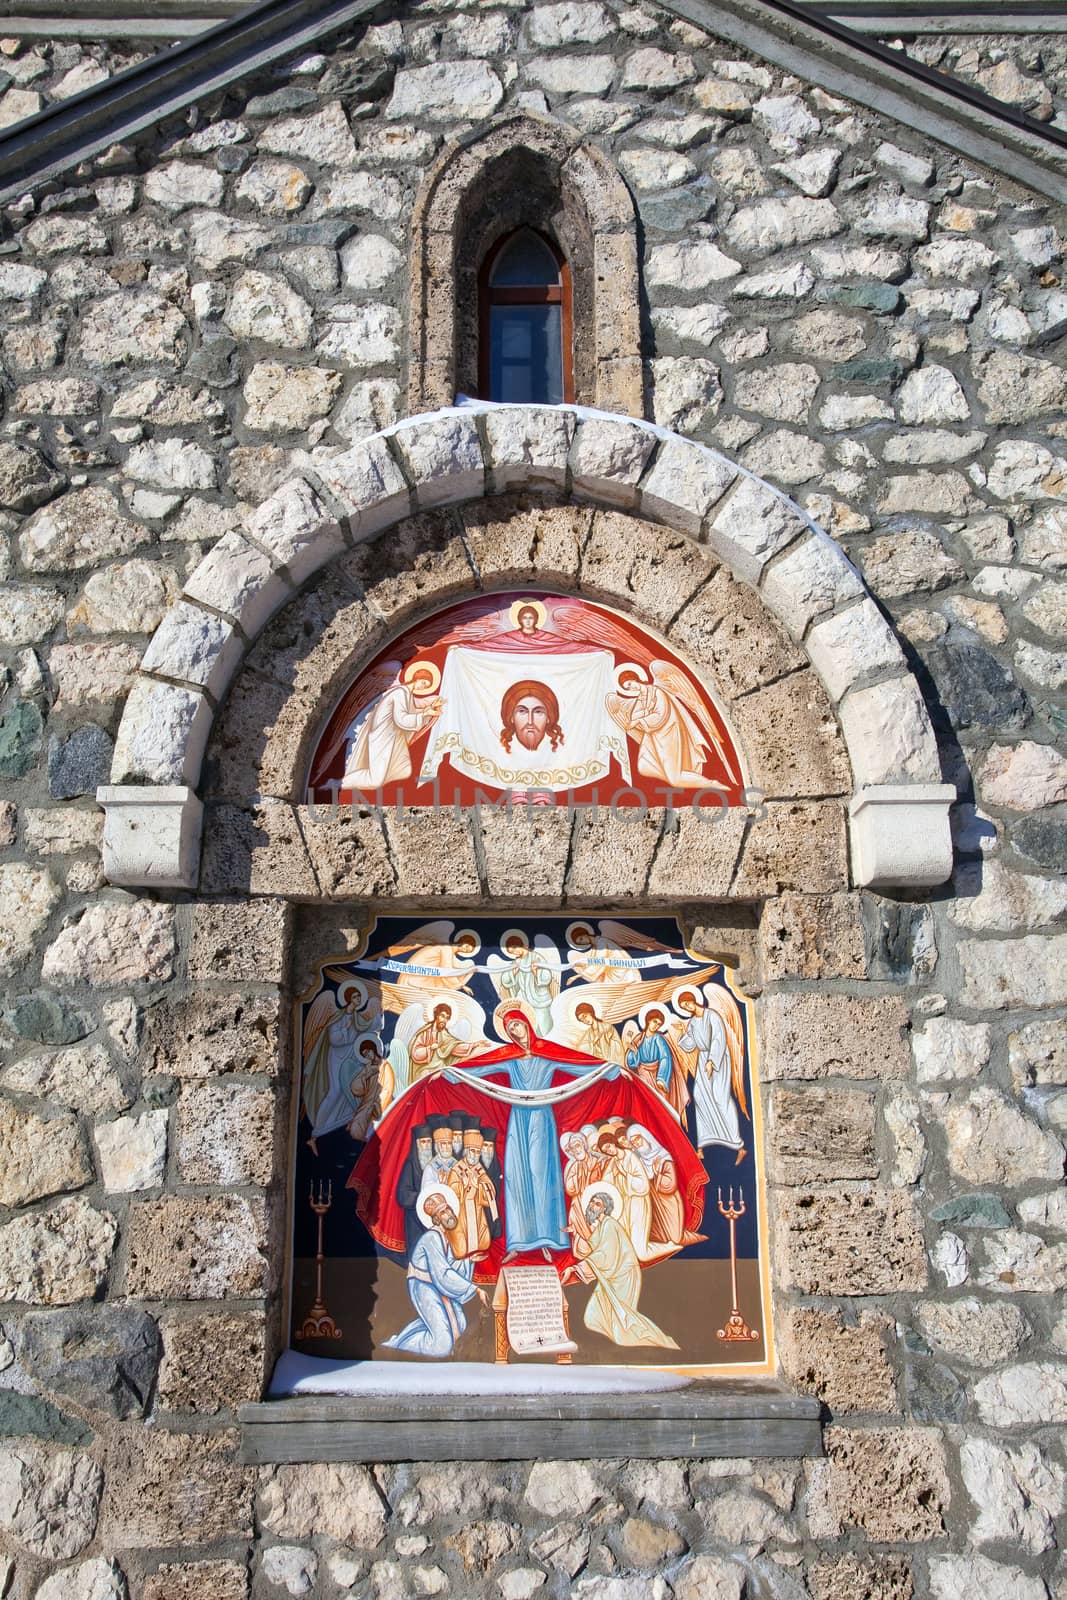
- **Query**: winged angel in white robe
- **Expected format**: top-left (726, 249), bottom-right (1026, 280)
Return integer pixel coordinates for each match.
top-left (309, 658), bottom-right (443, 794)
top-left (607, 660), bottom-right (738, 790)
top-left (486, 930), bottom-right (562, 1039)
top-left (302, 979), bottom-right (385, 1152)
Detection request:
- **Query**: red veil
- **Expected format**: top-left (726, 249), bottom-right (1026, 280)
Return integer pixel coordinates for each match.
top-left (347, 1012), bottom-right (708, 1282)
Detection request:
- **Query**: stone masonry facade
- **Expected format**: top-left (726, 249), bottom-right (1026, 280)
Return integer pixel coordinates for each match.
top-left (0, 1), bottom-right (1064, 1599)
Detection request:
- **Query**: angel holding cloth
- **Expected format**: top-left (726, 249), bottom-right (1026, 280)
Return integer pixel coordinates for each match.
top-left (607, 661), bottom-right (738, 791)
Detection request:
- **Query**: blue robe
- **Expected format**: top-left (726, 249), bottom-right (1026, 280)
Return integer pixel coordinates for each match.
top-left (626, 1032), bottom-right (673, 1090)
top-left (384, 1227), bottom-right (476, 1357)
top-left (456, 1052), bottom-right (616, 1251)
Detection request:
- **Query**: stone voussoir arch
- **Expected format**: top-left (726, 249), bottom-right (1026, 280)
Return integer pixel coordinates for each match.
top-left (98, 403), bottom-right (955, 893)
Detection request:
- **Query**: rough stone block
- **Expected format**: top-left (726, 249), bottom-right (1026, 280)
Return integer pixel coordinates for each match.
top-left (0, 1196), bottom-right (116, 1305)
top-left (340, 509), bottom-right (475, 623)
top-left (103, 1429), bottom-right (252, 1548)
top-left (384, 808), bottom-right (481, 899)
top-left (760, 534), bottom-right (863, 640)
top-left (146, 990), bottom-right (282, 1079)
top-left (392, 412), bottom-right (484, 509)
top-left (740, 672), bottom-right (850, 798)
top-left (760, 893), bottom-right (868, 981)
top-left (943, 1086), bottom-right (1064, 1186)
top-left (484, 405), bottom-right (575, 493)
top-left (125, 1196), bottom-right (268, 1299)
top-left (189, 898), bottom-right (289, 984)
top-left (19, 1305), bottom-right (160, 1420)
top-left (111, 677), bottom-right (212, 786)
top-left (779, 1186), bottom-right (927, 1294)
top-left (669, 566), bottom-right (805, 700)
top-left (461, 498), bottom-right (590, 586)
top-left (570, 415), bottom-right (656, 507)
top-left (639, 439), bottom-right (736, 536)
top-left (49, 724), bottom-right (113, 800)
top-left (95, 1108), bottom-right (168, 1192)
top-left (258, 1462), bottom-right (388, 1548)
top-left (143, 1562), bottom-right (249, 1600)
top-left (183, 530), bottom-right (293, 639)
top-left (731, 800), bottom-right (848, 895)
top-left (958, 934), bottom-right (1067, 1009)
top-left (313, 434), bottom-right (411, 535)
top-left (825, 1427), bottom-right (949, 1541)
top-left (139, 602), bottom-right (243, 701)
top-left (839, 678), bottom-right (940, 785)
top-left (768, 1086), bottom-right (878, 1182)
top-left (0, 1095), bottom-right (90, 1206)
top-left (758, 992), bottom-right (910, 1081)
top-left (246, 474), bottom-right (344, 584)
top-left (300, 805), bottom-right (398, 900)
top-left (809, 1556), bottom-right (914, 1600)
top-left (778, 1306), bottom-right (896, 1413)
top-left (0, 1442), bottom-right (103, 1559)
top-left (566, 808), bottom-right (666, 899)
top-left (646, 808), bottom-right (747, 899)
top-left (176, 1081), bottom-right (278, 1186)
top-left (158, 1311), bottom-right (266, 1414)
top-left (199, 801), bottom-right (320, 898)
top-left (0, 1042), bottom-right (129, 1117)
top-left (478, 808), bottom-right (572, 900)
top-left (205, 673), bottom-right (314, 805)
top-left (580, 510), bottom-right (716, 627)
top-left (43, 900), bottom-right (175, 988)
top-left (807, 599), bottom-right (905, 704)
top-left (708, 474), bottom-right (807, 585)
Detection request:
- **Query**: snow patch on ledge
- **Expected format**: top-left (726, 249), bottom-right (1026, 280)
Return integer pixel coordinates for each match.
top-left (270, 1350), bottom-right (693, 1397)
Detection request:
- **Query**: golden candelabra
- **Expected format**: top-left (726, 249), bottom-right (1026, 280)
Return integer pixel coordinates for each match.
top-left (716, 1186), bottom-right (760, 1344)
top-left (299, 1180), bottom-right (342, 1341)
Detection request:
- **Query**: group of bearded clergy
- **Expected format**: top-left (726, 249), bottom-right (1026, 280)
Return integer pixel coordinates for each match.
top-left (395, 1112), bottom-right (502, 1260)
top-left (561, 1121), bottom-right (702, 1266)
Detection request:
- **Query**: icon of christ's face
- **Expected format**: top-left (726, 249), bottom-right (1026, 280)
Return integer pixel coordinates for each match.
top-left (513, 693), bottom-right (550, 750)
top-left (499, 679), bottom-right (563, 756)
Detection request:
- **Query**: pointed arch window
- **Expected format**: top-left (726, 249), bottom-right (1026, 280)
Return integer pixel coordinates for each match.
top-left (478, 228), bottom-right (574, 405)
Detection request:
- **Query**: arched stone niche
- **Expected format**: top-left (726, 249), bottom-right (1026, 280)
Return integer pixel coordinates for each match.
top-left (98, 404), bottom-right (955, 896)
top-left (196, 498), bottom-right (852, 915)
top-left (407, 116), bottom-right (643, 416)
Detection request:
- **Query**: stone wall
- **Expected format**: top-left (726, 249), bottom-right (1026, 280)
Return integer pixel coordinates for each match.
top-left (0, 0), bottom-right (1064, 1596)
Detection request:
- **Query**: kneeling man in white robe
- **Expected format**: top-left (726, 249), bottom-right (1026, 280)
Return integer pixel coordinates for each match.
top-left (384, 1187), bottom-right (488, 1358)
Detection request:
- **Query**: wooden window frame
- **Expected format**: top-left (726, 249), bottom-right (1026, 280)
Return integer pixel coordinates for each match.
top-left (477, 226), bottom-right (575, 405)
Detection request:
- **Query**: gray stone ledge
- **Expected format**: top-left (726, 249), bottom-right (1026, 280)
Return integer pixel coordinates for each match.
top-left (240, 1384), bottom-right (823, 1463)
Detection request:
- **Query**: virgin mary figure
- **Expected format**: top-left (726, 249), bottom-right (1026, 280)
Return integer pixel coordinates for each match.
top-left (447, 1007), bottom-right (618, 1260)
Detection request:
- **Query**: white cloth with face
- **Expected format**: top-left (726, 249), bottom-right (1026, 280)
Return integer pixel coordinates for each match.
top-left (418, 646), bottom-right (626, 792)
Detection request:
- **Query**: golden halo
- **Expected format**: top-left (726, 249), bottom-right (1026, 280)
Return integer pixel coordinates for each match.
top-left (565, 919), bottom-right (596, 950)
top-left (492, 998), bottom-right (538, 1043)
top-left (500, 927), bottom-right (529, 955)
top-left (403, 658), bottom-right (440, 693)
top-left (509, 598), bottom-right (547, 631)
top-left (337, 978), bottom-right (368, 1009)
top-left (579, 1181), bottom-right (622, 1216)
top-left (614, 661), bottom-right (648, 691)
top-left (453, 928), bottom-right (481, 958)
top-left (637, 1001), bottom-right (669, 1030)
top-left (672, 985), bottom-right (704, 1019)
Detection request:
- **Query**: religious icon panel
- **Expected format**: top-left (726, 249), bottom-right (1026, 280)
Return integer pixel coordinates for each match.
top-left (290, 915), bottom-right (771, 1373)
top-left (307, 591), bottom-right (747, 810)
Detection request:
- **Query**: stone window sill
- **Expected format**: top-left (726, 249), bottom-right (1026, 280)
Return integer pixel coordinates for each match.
top-left (239, 1384), bottom-right (823, 1463)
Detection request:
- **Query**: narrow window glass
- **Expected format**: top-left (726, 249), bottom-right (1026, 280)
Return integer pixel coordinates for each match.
top-left (479, 228), bottom-right (573, 405)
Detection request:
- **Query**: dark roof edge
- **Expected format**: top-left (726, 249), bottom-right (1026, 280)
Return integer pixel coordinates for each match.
top-left (0, 0), bottom-right (1064, 208)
